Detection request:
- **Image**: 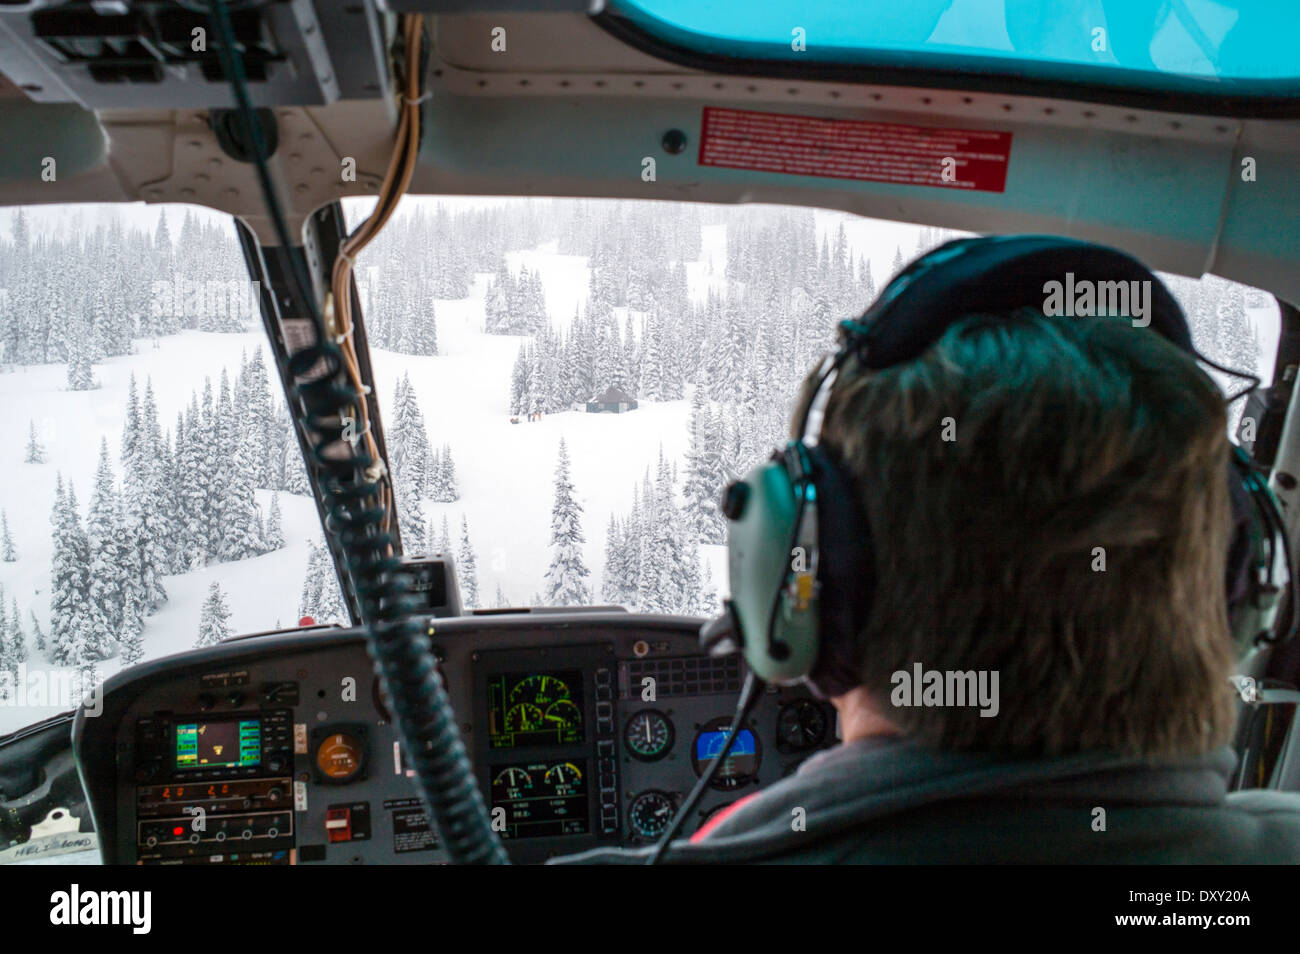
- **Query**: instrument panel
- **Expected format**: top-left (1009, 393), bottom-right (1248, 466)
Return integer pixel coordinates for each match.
top-left (72, 612), bottom-right (836, 864)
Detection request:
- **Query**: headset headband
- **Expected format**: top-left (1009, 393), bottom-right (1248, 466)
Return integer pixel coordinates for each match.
top-left (798, 235), bottom-right (1196, 450)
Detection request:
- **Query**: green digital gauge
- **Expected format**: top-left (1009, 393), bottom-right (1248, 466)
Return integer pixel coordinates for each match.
top-left (488, 671), bottom-right (585, 749)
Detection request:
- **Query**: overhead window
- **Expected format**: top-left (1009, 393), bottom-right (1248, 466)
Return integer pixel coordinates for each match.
top-left (602, 1), bottom-right (1300, 112)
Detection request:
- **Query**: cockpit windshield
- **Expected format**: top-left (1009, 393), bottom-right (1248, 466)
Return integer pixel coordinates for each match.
top-left (0, 198), bottom-right (1277, 734)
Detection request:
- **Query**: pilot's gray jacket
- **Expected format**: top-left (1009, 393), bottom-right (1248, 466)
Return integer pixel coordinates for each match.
top-left (554, 737), bottom-right (1300, 863)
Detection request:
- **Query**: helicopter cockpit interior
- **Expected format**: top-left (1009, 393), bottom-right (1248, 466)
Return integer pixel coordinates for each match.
top-left (0, 0), bottom-right (1299, 896)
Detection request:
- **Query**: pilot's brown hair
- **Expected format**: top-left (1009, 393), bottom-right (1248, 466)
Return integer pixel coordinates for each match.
top-left (795, 309), bottom-right (1237, 757)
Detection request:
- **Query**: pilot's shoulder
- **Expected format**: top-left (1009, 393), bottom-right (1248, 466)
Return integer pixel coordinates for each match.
top-left (1222, 785), bottom-right (1300, 837)
top-left (1223, 787), bottom-right (1300, 822)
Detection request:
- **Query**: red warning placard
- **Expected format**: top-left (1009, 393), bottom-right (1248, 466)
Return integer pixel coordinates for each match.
top-left (698, 107), bottom-right (1012, 193)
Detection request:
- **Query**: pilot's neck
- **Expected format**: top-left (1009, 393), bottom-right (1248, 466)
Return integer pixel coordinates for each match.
top-left (832, 687), bottom-right (903, 744)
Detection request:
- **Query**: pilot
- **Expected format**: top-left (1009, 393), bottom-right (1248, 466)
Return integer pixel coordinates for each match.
top-left (564, 237), bottom-right (1300, 864)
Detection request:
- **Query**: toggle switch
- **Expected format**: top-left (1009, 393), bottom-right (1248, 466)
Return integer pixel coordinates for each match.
top-left (325, 807), bottom-right (353, 843)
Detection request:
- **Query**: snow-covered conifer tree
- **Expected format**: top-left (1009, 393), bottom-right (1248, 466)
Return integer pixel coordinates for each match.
top-left (437, 444), bottom-right (459, 502)
top-left (177, 396), bottom-right (209, 568)
top-left (1, 511), bottom-right (16, 562)
top-left (121, 373), bottom-right (141, 465)
top-left (543, 437), bottom-right (591, 606)
top-left (30, 611), bottom-right (45, 655)
top-left (265, 492), bottom-right (285, 550)
top-left (243, 347), bottom-right (276, 488)
top-left (510, 344), bottom-right (530, 414)
top-left (195, 581), bottom-right (233, 648)
top-left (458, 516), bottom-right (480, 609)
top-left (86, 439), bottom-right (123, 657)
top-left (0, 595), bottom-right (9, 681)
top-left (282, 432), bottom-right (311, 495)
top-left (219, 428), bottom-right (265, 560)
top-left (600, 513), bottom-right (625, 605)
top-left (49, 479), bottom-right (95, 668)
top-left (3, 597), bottom-right (21, 672)
top-left (123, 420), bottom-right (169, 612)
top-left (683, 384), bottom-right (724, 544)
top-left (65, 317), bottom-right (99, 391)
top-left (24, 420), bottom-right (46, 464)
top-left (299, 541), bottom-right (349, 625)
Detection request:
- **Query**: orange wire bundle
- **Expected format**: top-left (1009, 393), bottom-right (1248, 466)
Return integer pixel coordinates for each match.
top-left (329, 14), bottom-right (424, 549)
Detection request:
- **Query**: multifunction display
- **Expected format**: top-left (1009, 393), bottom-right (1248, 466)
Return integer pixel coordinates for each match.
top-left (489, 759), bottom-right (589, 839)
top-left (487, 671), bottom-right (585, 749)
top-left (175, 718), bottom-right (262, 770)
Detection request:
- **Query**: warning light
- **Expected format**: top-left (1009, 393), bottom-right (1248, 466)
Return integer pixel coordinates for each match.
top-left (299, 616), bottom-right (315, 627)
top-left (172, 826), bottom-right (184, 836)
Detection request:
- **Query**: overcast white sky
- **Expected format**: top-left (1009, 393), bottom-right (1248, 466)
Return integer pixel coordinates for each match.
top-left (0, 196), bottom-right (522, 242)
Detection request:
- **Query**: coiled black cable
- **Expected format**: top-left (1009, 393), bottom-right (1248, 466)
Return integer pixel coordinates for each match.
top-left (208, 0), bottom-right (507, 864)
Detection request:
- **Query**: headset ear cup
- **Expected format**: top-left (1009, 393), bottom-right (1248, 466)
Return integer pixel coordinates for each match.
top-left (1226, 451), bottom-right (1294, 653)
top-left (723, 457), bottom-right (820, 683)
top-left (1226, 460), bottom-right (1255, 626)
top-left (804, 444), bottom-right (875, 698)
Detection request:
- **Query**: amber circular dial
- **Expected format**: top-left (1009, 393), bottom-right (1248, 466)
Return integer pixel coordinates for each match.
top-left (316, 732), bottom-right (364, 781)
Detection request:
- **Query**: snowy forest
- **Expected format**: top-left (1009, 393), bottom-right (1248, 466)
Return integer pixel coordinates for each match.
top-left (38, 349), bottom-right (297, 688)
top-left (0, 197), bottom-right (1269, 720)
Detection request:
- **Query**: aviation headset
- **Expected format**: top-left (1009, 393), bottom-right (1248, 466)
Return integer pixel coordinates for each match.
top-left (712, 234), bottom-right (1295, 698)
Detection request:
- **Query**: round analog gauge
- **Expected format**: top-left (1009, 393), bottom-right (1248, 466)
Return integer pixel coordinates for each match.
top-left (543, 761), bottom-right (583, 794)
top-left (777, 700), bottom-right (828, 752)
top-left (505, 703), bottom-right (544, 733)
top-left (691, 717), bottom-right (762, 791)
top-left (492, 766), bottom-right (534, 799)
top-left (624, 709), bottom-right (674, 762)
top-left (316, 732), bottom-right (365, 782)
top-left (629, 790), bottom-right (676, 839)
top-left (544, 698), bottom-right (582, 733)
top-left (510, 674), bottom-right (575, 708)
